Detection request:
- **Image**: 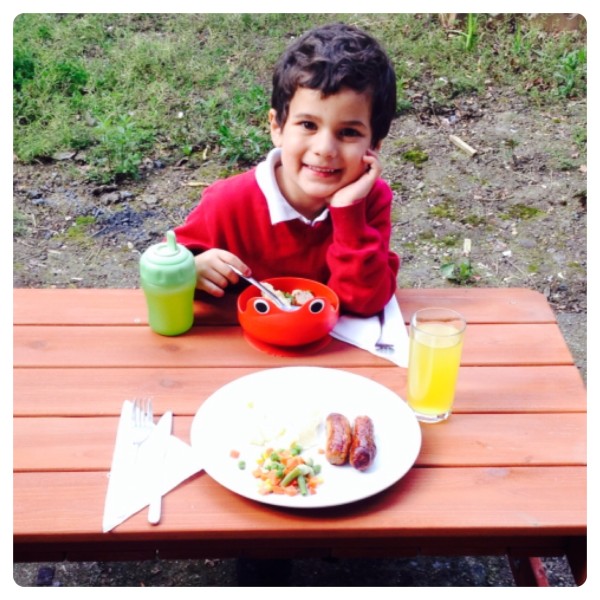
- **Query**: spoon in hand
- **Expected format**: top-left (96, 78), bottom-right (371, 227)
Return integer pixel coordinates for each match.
top-left (227, 264), bottom-right (297, 311)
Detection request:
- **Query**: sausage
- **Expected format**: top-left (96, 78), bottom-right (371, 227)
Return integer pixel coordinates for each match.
top-left (325, 413), bottom-right (352, 465)
top-left (349, 415), bottom-right (376, 471)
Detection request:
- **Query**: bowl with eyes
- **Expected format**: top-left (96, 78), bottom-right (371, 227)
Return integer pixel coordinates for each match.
top-left (237, 276), bottom-right (340, 348)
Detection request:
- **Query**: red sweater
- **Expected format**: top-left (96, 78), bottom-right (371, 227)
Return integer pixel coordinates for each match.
top-left (174, 168), bottom-right (400, 316)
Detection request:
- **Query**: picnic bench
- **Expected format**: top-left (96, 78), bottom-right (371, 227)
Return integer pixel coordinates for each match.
top-left (13, 287), bottom-right (587, 586)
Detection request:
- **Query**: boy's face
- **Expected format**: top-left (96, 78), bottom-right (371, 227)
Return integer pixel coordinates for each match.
top-left (269, 87), bottom-right (378, 218)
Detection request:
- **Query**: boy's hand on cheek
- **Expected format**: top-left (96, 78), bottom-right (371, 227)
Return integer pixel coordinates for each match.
top-left (329, 150), bottom-right (382, 208)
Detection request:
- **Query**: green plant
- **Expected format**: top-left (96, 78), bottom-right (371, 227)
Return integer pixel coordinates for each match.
top-left (441, 239), bottom-right (478, 284)
top-left (13, 49), bottom-right (36, 92)
top-left (53, 60), bottom-right (89, 96)
top-left (212, 84), bottom-right (271, 164)
top-left (91, 114), bottom-right (154, 181)
top-left (13, 209), bottom-right (29, 237)
top-left (555, 48), bottom-right (586, 97)
top-left (449, 13), bottom-right (478, 52)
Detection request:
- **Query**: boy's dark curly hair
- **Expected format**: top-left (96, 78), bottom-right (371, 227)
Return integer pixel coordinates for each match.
top-left (271, 23), bottom-right (397, 148)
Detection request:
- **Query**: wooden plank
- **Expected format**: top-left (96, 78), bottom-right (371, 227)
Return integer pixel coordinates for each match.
top-left (13, 466), bottom-right (586, 540)
top-left (13, 323), bottom-right (574, 368)
top-left (12, 287), bottom-right (238, 326)
top-left (13, 287), bottom-right (557, 325)
top-left (451, 365), bottom-right (586, 413)
top-left (13, 413), bottom-right (586, 472)
top-left (13, 365), bottom-right (586, 417)
top-left (13, 288), bottom-right (149, 326)
top-left (416, 413), bottom-right (586, 467)
top-left (397, 287), bottom-right (557, 323)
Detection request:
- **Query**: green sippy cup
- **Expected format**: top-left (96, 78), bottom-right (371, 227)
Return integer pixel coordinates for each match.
top-left (140, 230), bottom-right (197, 335)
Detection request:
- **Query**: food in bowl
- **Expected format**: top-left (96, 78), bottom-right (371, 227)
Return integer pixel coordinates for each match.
top-left (260, 282), bottom-right (315, 308)
top-left (237, 276), bottom-right (339, 347)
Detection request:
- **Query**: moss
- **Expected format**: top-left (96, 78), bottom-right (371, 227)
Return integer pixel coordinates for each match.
top-left (65, 215), bottom-right (97, 241)
top-left (402, 148), bottom-right (429, 167)
top-left (501, 203), bottom-right (544, 220)
top-left (418, 230), bottom-right (436, 241)
top-left (462, 214), bottom-right (487, 227)
top-left (13, 209), bottom-right (29, 237)
top-left (437, 234), bottom-right (460, 248)
top-left (429, 201), bottom-right (457, 220)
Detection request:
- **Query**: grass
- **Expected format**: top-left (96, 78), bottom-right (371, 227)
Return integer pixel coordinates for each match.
top-left (13, 13), bottom-right (587, 182)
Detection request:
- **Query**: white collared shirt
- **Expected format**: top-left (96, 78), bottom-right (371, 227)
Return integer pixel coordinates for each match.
top-left (255, 148), bottom-right (330, 227)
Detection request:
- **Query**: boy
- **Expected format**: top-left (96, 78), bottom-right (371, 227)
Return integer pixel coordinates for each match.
top-left (174, 22), bottom-right (399, 316)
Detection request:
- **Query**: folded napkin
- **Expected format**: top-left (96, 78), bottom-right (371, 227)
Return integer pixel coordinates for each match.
top-left (103, 400), bottom-right (203, 533)
top-left (330, 296), bottom-right (409, 367)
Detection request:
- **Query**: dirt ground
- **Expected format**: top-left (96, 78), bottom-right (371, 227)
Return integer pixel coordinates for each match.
top-left (12, 89), bottom-right (586, 586)
top-left (13, 90), bottom-right (587, 311)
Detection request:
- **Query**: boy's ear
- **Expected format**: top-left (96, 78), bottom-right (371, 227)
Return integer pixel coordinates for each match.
top-left (269, 108), bottom-right (283, 147)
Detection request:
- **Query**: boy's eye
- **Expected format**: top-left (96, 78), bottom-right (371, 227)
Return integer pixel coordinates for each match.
top-left (340, 128), bottom-right (362, 138)
top-left (300, 121), bottom-right (317, 131)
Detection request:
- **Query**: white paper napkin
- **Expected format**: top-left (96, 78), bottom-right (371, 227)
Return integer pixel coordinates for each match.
top-left (103, 400), bottom-right (203, 533)
top-left (330, 296), bottom-right (409, 367)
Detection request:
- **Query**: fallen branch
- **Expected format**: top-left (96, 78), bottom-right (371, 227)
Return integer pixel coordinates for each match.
top-left (449, 134), bottom-right (478, 157)
top-left (185, 181), bottom-right (212, 187)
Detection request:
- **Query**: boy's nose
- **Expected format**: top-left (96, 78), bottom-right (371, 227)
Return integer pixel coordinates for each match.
top-left (313, 131), bottom-right (338, 157)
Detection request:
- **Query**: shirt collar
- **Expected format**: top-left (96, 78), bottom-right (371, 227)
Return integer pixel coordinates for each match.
top-left (255, 148), bottom-right (330, 226)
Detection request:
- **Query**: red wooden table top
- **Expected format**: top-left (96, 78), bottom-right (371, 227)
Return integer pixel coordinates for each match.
top-left (13, 287), bottom-right (586, 582)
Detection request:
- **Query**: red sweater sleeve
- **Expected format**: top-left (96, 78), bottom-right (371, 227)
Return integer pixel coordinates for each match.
top-left (326, 179), bottom-right (400, 316)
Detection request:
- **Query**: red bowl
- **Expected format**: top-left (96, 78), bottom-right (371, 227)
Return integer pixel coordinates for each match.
top-left (237, 277), bottom-right (340, 347)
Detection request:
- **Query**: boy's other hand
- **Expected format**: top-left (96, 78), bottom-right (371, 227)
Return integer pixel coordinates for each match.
top-left (329, 149), bottom-right (382, 208)
top-left (194, 249), bottom-right (251, 297)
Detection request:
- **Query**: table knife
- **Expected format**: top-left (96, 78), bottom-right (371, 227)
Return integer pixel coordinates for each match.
top-left (148, 410), bottom-right (173, 524)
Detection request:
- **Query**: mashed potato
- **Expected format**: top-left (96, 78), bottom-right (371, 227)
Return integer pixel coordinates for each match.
top-left (245, 400), bottom-right (322, 449)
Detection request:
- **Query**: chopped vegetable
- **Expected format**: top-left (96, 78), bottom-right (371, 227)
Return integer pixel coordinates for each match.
top-left (252, 443), bottom-right (323, 497)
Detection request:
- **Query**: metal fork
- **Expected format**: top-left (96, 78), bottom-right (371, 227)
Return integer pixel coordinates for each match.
top-left (375, 309), bottom-right (395, 352)
top-left (131, 397), bottom-right (153, 453)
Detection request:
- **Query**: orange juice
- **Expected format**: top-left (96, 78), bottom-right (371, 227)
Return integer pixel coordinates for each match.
top-left (407, 311), bottom-right (466, 422)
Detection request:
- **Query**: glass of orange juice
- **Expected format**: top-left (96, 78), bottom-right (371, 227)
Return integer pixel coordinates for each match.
top-left (407, 307), bottom-right (467, 423)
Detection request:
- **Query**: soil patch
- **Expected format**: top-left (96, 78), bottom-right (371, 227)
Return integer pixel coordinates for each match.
top-left (14, 91), bottom-right (586, 316)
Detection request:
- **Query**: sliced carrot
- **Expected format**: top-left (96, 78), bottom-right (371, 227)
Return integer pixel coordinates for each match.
top-left (267, 471), bottom-right (281, 485)
top-left (283, 456), bottom-right (304, 474)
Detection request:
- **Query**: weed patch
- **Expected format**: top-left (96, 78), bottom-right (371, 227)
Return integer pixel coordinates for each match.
top-left (501, 204), bottom-right (544, 220)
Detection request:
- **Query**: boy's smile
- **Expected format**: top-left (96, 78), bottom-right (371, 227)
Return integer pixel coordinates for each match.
top-left (269, 87), bottom-right (376, 220)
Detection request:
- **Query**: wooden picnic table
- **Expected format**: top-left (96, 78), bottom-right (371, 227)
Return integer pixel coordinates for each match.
top-left (13, 287), bottom-right (586, 586)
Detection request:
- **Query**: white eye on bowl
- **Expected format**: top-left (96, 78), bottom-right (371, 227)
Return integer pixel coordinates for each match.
top-left (253, 298), bottom-right (271, 314)
top-left (308, 299), bottom-right (325, 314)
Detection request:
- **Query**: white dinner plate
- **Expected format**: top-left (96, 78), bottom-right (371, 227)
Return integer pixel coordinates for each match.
top-left (190, 366), bottom-right (421, 508)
